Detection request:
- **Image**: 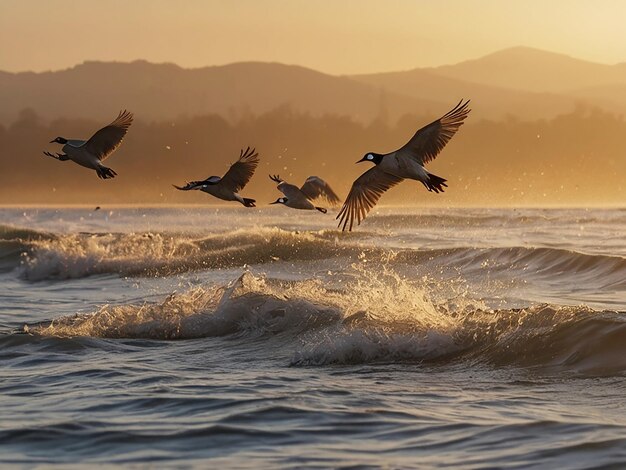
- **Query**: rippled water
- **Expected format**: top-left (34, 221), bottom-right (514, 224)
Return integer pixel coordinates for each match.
top-left (1, 207), bottom-right (625, 468)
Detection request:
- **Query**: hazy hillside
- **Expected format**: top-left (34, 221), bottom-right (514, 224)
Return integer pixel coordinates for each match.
top-left (1, 47), bottom-right (625, 206)
top-left (4, 47), bottom-right (626, 127)
top-left (0, 61), bottom-right (444, 125)
top-left (428, 46), bottom-right (626, 93)
top-left (570, 83), bottom-right (626, 110)
top-left (350, 67), bottom-right (580, 120)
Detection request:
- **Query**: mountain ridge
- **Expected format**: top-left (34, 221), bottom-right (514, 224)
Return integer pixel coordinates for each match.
top-left (2, 46), bottom-right (626, 126)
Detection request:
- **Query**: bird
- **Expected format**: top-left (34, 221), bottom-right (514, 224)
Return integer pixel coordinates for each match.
top-left (269, 174), bottom-right (340, 213)
top-left (337, 99), bottom-right (471, 231)
top-left (173, 147), bottom-right (259, 207)
top-left (44, 110), bottom-right (133, 179)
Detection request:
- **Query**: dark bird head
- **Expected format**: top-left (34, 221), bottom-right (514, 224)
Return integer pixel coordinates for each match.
top-left (50, 137), bottom-right (68, 144)
top-left (357, 152), bottom-right (383, 165)
top-left (270, 197), bottom-right (287, 205)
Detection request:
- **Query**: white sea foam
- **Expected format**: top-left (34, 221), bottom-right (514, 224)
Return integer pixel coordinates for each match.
top-left (19, 266), bottom-right (626, 374)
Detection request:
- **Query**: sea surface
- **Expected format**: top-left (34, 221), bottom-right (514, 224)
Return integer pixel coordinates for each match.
top-left (0, 206), bottom-right (625, 468)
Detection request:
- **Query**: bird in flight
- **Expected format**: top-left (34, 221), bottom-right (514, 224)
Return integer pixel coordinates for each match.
top-left (337, 100), bottom-right (471, 231)
top-left (269, 174), bottom-right (340, 213)
top-left (44, 110), bottom-right (133, 179)
top-left (173, 147), bottom-right (259, 207)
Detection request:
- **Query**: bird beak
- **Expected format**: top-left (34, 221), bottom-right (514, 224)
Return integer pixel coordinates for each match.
top-left (49, 140), bottom-right (56, 143)
top-left (270, 201), bottom-right (279, 204)
top-left (356, 157), bottom-right (366, 164)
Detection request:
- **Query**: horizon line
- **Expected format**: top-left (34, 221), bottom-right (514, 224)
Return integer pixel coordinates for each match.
top-left (2, 45), bottom-right (624, 77)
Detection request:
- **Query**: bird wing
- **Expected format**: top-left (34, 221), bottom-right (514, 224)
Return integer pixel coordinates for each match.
top-left (173, 181), bottom-right (205, 191)
top-left (300, 176), bottom-right (341, 205)
top-left (219, 147), bottom-right (260, 192)
top-left (66, 139), bottom-right (87, 147)
top-left (276, 181), bottom-right (304, 199)
top-left (82, 110), bottom-right (134, 161)
top-left (173, 176), bottom-right (221, 190)
top-left (396, 100), bottom-right (470, 165)
top-left (336, 167), bottom-right (404, 232)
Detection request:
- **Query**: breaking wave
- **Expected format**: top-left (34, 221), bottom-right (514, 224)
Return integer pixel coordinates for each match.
top-left (11, 228), bottom-right (361, 280)
top-left (2, 227), bottom-right (625, 288)
top-left (15, 270), bottom-right (626, 376)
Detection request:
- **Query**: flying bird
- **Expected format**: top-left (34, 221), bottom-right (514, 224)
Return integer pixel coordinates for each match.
top-left (269, 174), bottom-right (340, 213)
top-left (337, 100), bottom-right (471, 231)
top-left (44, 110), bottom-right (133, 179)
top-left (173, 147), bottom-right (259, 207)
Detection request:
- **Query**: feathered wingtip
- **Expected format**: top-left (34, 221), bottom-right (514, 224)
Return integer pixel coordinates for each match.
top-left (269, 174), bottom-right (283, 184)
top-left (239, 146), bottom-right (259, 163)
top-left (110, 109), bottom-right (134, 129)
top-left (442, 99), bottom-right (471, 123)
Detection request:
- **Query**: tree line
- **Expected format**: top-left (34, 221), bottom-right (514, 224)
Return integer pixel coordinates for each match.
top-left (0, 105), bottom-right (623, 205)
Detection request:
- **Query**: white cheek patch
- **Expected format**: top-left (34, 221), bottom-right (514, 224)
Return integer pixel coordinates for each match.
top-left (368, 154), bottom-right (374, 160)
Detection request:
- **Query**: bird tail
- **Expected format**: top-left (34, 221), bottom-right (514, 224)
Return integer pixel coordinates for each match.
top-left (242, 198), bottom-right (256, 207)
top-left (96, 166), bottom-right (117, 179)
top-left (315, 206), bottom-right (327, 213)
top-left (424, 172), bottom-right (447, 193)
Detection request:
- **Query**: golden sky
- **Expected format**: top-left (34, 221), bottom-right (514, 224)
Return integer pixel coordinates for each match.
top-left (2, 0), bottom-right (626, 74)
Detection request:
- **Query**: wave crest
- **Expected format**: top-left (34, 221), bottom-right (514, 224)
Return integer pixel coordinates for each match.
top-left (10, 227), bottom-right (626, 289)
top-left (17, 228), bottom-right (358, 281)
top-left (19, 269), bottom-right (626, 376)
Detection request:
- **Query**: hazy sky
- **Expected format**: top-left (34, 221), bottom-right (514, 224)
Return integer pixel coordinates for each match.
top-left (2, 0), bottom-right (626, 74)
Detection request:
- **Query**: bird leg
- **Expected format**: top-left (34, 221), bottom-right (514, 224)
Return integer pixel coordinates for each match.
top-left (96, 167), bottom-right (117, 179)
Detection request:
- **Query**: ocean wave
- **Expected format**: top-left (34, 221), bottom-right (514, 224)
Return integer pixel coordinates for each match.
top-left (16, 270), bottom-right (626, 376)
top-left (14, 227), bottom-right (370, 281)
top-left (0, 224), bottom-right (56, 273)
top-left (395, 246), bottom-right (626, 282)
top-left (9, 227), bottom-right (625, 288)
top-left (9, 227), bottom-right (367, 279)
top-left (365, 210), bottom-right (626, 228)
top-left (0, 224), bottom-right (56, 241)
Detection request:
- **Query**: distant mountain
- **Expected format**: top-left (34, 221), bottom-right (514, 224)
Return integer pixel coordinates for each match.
top-left (350, 46), bottom-right (626, 120)
top-left (2, 48), bottom-right (625, 206)
top-left (349, 67), bottom-right (580, 120)
top-left (0, 60), bottom-right (444, 125)
top-left (426, 46), bottom-right (626, 93)
top-left (2, 47), bottom-right (626, 127)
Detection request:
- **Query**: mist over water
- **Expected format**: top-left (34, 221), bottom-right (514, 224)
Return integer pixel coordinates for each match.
top-left (1, 207), bottom-right (624, 467)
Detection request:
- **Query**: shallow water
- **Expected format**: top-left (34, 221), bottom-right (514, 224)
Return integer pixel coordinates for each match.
top-left (1, 207), bottom-right (625, 468)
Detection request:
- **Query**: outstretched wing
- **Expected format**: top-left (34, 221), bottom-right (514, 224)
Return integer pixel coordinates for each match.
top-left (83, 110), bottom-right (134, 161)
top-left (173, 181), bottom-right (204, 191)
top-left (220, 147), bottom-right (259, 192)
top-left (173, 176), bottom-right (221, 190)
top-left (397, 100), bottom-right (470, 165)
top-left (300, 176), bottom-right (341, 205)
top-left (277, 182), bottom-right (303, 199)
top-left (336, 167), bottom-right (404, 232)
top-left (269, 174), bottom-right (303, 199)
